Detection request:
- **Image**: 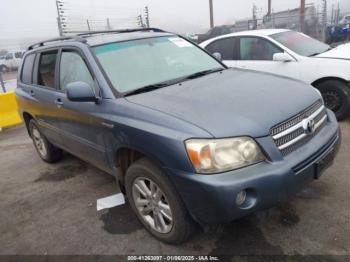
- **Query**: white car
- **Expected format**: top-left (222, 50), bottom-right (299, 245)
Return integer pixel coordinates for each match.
top-left (200, 29), bottom-right (350, 120)
top-left (0, 51), bottom-right (23, 72)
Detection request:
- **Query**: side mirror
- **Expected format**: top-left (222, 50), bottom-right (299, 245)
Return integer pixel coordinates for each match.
top-left (66, 81), bottom-right (97, 102)
top-left (273, 52), bottom-right (294, 62)
top-left (212, 52), bottom-right (222, 61)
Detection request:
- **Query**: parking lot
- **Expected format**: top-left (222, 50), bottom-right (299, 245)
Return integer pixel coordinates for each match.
top-left (0, 120), bottom-right (349, 256)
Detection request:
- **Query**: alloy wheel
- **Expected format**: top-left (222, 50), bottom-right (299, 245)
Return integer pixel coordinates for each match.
top-left (132, 177), bottom-right (173, 234)
top-left (323, 90), bottom-right (342, 112)
top-left (32, 127), bottom-right (47, 157)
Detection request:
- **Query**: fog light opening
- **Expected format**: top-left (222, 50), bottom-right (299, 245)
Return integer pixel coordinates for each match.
top-left (235, 189), bottom-right (257, 209)
top-left (235, 190), bottom-right (247, 206)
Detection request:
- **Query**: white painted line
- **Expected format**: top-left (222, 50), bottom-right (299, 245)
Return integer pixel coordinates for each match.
top-left (96, 193), bottom-right (125, 211)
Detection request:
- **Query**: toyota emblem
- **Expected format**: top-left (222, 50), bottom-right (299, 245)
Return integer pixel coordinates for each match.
top-left (302, 118), bottom-right (316, 134)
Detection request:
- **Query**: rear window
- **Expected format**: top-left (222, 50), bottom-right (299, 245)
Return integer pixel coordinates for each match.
top-left (21, 53), bottom-right (36, 85)
top-left (38, 51), bottom-right (58, 88)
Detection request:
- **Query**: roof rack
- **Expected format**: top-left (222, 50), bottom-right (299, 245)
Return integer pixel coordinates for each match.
top-left (26, 28), bottom-right (166, 51)
top-left (77, 27), bottom-right (166, 37)
top-left (27, 36), bottom-right (87, 51)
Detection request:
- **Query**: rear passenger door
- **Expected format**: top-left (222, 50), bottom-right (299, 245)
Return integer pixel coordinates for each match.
top-left (204, 37), bottom-right (238, 67)
top-left (28, 49), bottom-right (63, 147)
top-left (56, 49), bottom-right (109, 170)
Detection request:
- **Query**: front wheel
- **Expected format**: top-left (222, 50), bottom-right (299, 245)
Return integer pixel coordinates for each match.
top-left (316, 80), bottom-right (350, 120)
top-left (125, 158), bottom-right (196, 244)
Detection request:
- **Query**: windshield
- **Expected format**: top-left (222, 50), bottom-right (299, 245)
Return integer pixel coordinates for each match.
top-left (270, 31), bottom-right (331, 57)
top-left (93, 36), bottom-right (224, 93)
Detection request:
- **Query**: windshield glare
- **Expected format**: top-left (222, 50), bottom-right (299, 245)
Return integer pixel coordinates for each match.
top-left (93, 36), bottom-right (223, 93)
top-left (270, 31), bottom-right (330, 57)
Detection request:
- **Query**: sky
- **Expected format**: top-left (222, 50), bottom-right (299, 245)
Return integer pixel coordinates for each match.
top-left (1, 0), bottom-right (350, 50)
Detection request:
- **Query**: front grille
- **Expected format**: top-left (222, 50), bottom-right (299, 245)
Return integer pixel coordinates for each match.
top-left (270, 100), bottom-right (328, 156)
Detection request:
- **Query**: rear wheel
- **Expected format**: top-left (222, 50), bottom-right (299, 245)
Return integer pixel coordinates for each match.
top-left (29, 119), bottom-right (63, 163)
top-left (125, 158), bottom-right (196, 244)
top-left (316, 80), bottom-right (350, 120)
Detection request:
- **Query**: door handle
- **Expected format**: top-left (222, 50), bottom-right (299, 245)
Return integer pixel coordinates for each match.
top-left (54, 98), bottom-right (64, 107)
top-left (30, 90), bottom-right (35, 96)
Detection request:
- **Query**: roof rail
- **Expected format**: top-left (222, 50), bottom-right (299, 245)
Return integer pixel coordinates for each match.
top-left (27, 36), bottom-right (87, 51)
top-left (77, 27), bottom-right (166, 37)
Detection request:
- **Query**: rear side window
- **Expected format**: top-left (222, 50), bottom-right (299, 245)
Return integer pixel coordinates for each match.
top-left (21, 54), bottom-right (36, 84)
top-left (59, 51), bottom-right (95, 91)
top-left (206, 37), bottom-right (237, 60)
top-left (38, 51), bottom-right (58, 88)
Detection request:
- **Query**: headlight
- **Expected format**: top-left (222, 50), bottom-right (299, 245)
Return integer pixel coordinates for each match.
top-left (185, 137), bottom-right (265, 174)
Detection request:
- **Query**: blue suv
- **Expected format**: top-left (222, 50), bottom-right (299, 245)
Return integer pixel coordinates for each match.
top-left (16, 28), bottom-right (341, 243)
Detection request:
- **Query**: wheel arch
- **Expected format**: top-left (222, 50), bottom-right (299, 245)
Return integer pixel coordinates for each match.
top-left (311, 77), bottom-right (349, 88)
top-left (22, 112), bottom-right (33, 137)
top-left (114, 146), bottom-right (166, 193)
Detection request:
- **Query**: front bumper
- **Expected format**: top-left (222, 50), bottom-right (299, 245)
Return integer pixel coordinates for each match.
top-left (166, 110), bottom-right (341, 225)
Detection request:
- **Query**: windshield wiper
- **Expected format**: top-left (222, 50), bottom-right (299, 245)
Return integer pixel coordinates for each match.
top-left (309, 47), bottom-right (333, 57)
top-left (124, 68), bottom-right (225, 97)
top-left (182, 68), bottom-right (224, 80)
top-left (124, 82), bottom-right (173, 96)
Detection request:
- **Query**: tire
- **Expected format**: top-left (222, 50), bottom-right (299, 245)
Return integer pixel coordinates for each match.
top-left (125, 158), bottom-right (196, 244)
top-left (316, 80), bottom-right (350, 120)
top-left (29, 119), bottom-right (63, 163)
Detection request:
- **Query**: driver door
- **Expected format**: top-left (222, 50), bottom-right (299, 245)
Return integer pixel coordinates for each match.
top-left (56, 49), bottom-right (109, 169)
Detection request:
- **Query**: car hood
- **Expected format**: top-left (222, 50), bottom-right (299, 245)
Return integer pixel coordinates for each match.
top-left (126, 69), bottom-right (321, 138)
top-left (316, 43), bottom-right (350, 59)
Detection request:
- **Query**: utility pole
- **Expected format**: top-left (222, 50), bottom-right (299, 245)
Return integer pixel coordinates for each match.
top-left (0, 72), bottom-right (6, 93)
top-left (209, 0), bottom-right (214, 28)
top-left (55, 0), bottom-right (63, 36)
top-left (322, 0), bottom-right (327, 41)
top-left (107, 18), bottom-right (112, 30)
top-left (336, 2), bottom-right (340, 25)
top-left (144, 6), bottom-right (150, 27)
top-left (267, 0), bottom-right (272, 16)
top-left (300, 0), bottom-right (306, 32)
top-left (137, 15), bottom-right (145, 28)
top-left (252, 4), bottom-right (258, 30)
top-left (86, 19), bottom-right (91, 31)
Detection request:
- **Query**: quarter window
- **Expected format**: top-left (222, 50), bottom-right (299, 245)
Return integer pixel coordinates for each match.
top-left (59, 51), bottom-right (95, 91)
top-left (38, 51), bottom-right (58, 88)
top-left (21, 54), bottom-right (35, 84)
top-left (239, 37), bottom-right (282, 60)
top-left (206, 37), bottom-right (237, 60)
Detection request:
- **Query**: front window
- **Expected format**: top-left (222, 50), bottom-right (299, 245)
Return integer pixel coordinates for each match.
top-left (270, 31), bottom-right (330, 57)
top-left (59, 51), bottom-right (95, 91)
top-left (239, 37), bottom-right (282, 60)
top-left (93, 36), bottom-right (223, 93)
